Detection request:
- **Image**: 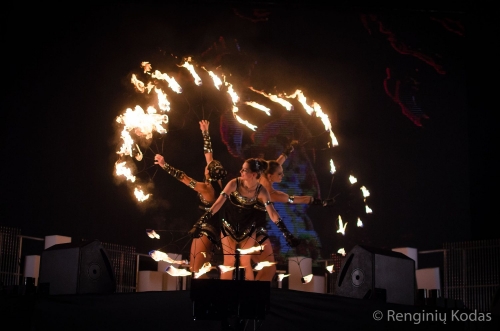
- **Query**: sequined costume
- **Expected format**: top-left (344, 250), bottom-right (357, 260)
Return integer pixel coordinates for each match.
top-left (220, 178), bottom-right (268, 243)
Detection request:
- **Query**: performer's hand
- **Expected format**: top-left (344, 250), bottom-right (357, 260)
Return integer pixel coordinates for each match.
top-left (199, 120), bottom-right (209, 132)
top-left (154, 154), bottom-right (165, 167)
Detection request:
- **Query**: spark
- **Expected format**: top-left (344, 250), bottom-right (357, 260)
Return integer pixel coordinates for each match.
top-left (329, 159), bottom-right (336, 174)
top-left (337, 215), bottom-right (347, 236)
top-left (146, 229), bottom-right (160, 239)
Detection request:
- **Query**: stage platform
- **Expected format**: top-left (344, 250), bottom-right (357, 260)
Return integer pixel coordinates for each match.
top-left (2, 287), bottom-right (499, 331)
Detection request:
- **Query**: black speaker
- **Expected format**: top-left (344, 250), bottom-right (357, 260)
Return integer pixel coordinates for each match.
top-left (334, 245), bottom-right (415, 305)
top-left (39, 240), bottom-right (116, 295)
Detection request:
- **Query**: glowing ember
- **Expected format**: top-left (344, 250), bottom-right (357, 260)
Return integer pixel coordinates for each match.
top-left (365, 205), bottom-right (373, 214)
top-left (146, 229), bottom-right (160, 239)
top-left (329, 159), bottom-right (336, 174)
top-left (141, 61), bottom-right (152, 74)
top-left (301, 274), bottom-right (313, 284)
top-left (360, 186), bottom-right (370, 198)
top-left (349, 175), bottom-right (357, 184)
top-left (115, 161), bottom-right (136, 182)
top-left (219, 265), bottom-right (235, 274)
top-left (326, 265), bottom-right (334, 273)
top-left (131, 74), bottom-right (146, 93)
top-left (237, 245), bottom-right (264, 254)
top-left (253, 261), bottom-right (276, 271)
top-left (337, 248), bottom-right (346, 256)
top-left (337, 215), bottom-right (347, 236)
top-left (194, 262), bottom-right (212, 279)
top-left (154, 88), bottom-right (171, 112)
top-left (277, 274), bottom-right (290, 281)
top-left (357, 218), bottom-right (364, 227)
top-left (134, 187), bottom-right (150, 202)
top-left (166, 265), bottom-right (191, 277)
top-left (149, 250), bottom-right (188, 264)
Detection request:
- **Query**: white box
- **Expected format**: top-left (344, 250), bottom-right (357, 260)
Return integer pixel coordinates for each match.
top-left (416, 267), bottom-right (441, 291)
top-left (288, 256), bottom-right (311, 291)
top-left (137, 271), bottom-right (163, 292)
top-left (24, 255), bottom-right (41, 286)
top-left (44, 235), bottom-right (71, 249)
top-left (392, 247), bottom-right (418, 270)
top-left (162, 273), bottom-right (181, 291)
top-left (287, 257), bottom-right (326, 293)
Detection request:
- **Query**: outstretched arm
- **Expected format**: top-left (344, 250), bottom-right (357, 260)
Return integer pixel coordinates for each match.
top-left (154, 154), bottom-right (212, 196)
top-left (259, 185), bottom-right (301, 247)
top-left (200, 120), bottom-right (213, 165)
top-left (270, 190), bottom-right (336, 206)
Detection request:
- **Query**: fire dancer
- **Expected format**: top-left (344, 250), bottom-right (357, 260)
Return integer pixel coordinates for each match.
top-left (249, 142), bottom-right (336, 281)
top-left (190, 158), bottom-right (300, 281)
top-left (154, 120), bottom-right (227, 278)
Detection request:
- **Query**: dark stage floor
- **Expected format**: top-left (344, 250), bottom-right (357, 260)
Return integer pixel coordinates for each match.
top-left (2, 285), bottom-right (499, 331)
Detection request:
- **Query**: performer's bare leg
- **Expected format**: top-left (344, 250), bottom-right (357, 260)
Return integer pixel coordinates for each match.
top-left (253, 237), bottom-right (276, 281)
top-left (238, 238), bottom-right (256, 281)
top-left (220, 235), bottom-right (237, 280)
top-left (190, 236), bottom-right (213, 279)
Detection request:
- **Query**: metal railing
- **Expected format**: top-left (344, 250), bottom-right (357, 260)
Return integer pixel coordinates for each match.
top-left (443, 239), bottom-right (500, 312)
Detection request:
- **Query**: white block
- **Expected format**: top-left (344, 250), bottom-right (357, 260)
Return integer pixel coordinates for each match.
top-left (288, 256), bottom-right (311, 291)
top-left (24, 255), bottom-right (41, 286)
top-left (304, 275), bottom-right (326, 294)
top-left (44, 235), bottom-right (71, 249)
top-left (392, 247), bottom-right (418, 270)
top-left (162, 273), bottom-right (181, 291)
top-left (416, 267), bottom-right (441, 291)
top-left (137, 271), bottom-right (163, 292)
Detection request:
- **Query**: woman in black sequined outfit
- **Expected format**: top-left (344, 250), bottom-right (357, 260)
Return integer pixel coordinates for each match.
top-left (192, 158), bottom-right (300, 281)
top-left (154, 120), bottom-right (227, 278)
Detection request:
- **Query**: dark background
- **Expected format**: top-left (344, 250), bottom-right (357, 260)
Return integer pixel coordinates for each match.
top-left (2, 2), bottom-right (493, 261)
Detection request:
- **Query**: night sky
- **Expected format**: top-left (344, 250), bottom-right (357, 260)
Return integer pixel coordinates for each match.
top-left (3, 2), bottom-right (493, 260)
